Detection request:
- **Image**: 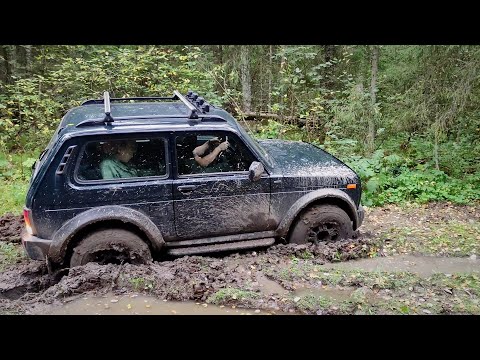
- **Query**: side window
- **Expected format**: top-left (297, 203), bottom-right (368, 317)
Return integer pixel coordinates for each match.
top-left (77, 137), bottom-right (167, 181)
top-left (176, 132), bottom-right (256, 176)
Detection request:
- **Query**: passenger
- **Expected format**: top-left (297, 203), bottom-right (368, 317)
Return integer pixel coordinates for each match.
top-left (100, 140), bottom-right (139, 179)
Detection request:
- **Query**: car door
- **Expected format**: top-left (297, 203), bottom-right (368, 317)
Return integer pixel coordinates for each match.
top-left (57, 133), bottom-right (176, 240)
top-left (173, 130), bottom-right (271, 239)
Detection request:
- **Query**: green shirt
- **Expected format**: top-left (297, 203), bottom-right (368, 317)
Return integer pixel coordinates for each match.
top-left (100, 158), bottom-right (139, 179)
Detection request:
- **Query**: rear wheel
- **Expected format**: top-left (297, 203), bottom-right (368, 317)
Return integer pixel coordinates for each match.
top-left (70, 228), bottom-right (152, 268)
top-left (289, 205), bottom-right (353, 244)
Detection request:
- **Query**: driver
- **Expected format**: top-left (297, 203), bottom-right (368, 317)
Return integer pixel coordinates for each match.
top-left (192, 136), bottom-right (229, 167)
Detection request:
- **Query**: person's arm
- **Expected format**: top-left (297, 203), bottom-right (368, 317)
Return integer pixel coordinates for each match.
top-left (192, 137), bottom-right (219, 157)
top-left (193, 141), bottom-right (229, 167)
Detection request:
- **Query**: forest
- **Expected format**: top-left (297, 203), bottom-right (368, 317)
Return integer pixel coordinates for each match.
top-left (0, 45), bottom-right (479, 213)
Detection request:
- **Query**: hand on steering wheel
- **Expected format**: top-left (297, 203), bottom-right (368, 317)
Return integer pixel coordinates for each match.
top-left (217, 140), bottom-right (229, 151)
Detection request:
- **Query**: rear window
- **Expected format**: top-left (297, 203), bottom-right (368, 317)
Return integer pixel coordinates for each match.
top-left (76, 137), bottom-right (168, 181)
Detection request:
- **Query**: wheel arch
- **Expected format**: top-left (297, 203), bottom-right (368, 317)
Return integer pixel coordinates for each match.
top-left (276, 189), bottom-right (359, 240)
top-left (48, 206), bottom-right (164, 266)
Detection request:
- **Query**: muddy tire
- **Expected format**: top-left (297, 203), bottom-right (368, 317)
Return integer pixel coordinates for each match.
top-left (289, 205), bottom-right (353, 244)
top-left (70, 228), bottom-right (152, 268)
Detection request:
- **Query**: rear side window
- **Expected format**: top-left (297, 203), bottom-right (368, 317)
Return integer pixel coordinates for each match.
top-left (76, 137), bottom-right (167, 181)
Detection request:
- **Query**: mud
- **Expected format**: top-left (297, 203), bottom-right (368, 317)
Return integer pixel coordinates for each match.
top-left (1, 202), bottom-right (479, 315)
top-left (0, 214), bottom-right (23, 244)
top-left (0, 236), bottom-right (381, 315)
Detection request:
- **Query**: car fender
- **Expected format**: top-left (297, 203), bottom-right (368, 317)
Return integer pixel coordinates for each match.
top-left (276, 188), bottom-right (359, 238)
top-left (48, 205), bottom-right (165, 264)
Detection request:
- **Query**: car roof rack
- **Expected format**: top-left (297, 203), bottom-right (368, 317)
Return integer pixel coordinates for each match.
top-left (75, 90), bottom-right (223, 128)
top-left (81, 89), bottom-right (214, 119)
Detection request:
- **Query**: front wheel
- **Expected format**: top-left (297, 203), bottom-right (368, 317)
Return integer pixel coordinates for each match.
top-left (70, 228), bottom-right (152, 267)
top-left (289, 205), bottom-right (353, 244)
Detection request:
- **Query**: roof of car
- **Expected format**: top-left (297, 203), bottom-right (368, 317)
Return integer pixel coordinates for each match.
top-left (57, 101), bottom-right (241, 137)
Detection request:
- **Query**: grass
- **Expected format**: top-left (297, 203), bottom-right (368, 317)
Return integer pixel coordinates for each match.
top-left (0, 182), bottom-right (28, 215)
top-left (269, 260), bottom-right (420, 290)
top-left (207, 287), bottom-right (260, 305)
top-left (295, 294), bottom-right (332, 312)
top-left (0, 151), bottom-right (36, 215)
top-left (0, 243), bottom-right (25, 271)
top-left (129, 277), bottom-right (155, 292)
top-left (383, 221), bottom-right (480, 257)
top-left (264, 257), bottom-right (480, 314)
top-left (428, 273), bottom-right (480, 297)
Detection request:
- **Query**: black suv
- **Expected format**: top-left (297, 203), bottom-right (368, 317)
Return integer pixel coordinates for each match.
top-left (21, 90), bottom-right (364, 268)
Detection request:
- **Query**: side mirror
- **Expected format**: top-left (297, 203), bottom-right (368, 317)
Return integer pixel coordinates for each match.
top-left (248, 161), bottom-right (265, 182)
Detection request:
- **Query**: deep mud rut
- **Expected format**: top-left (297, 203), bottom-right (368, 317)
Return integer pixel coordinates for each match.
top-left (1, 203), bottom-right (479, 315)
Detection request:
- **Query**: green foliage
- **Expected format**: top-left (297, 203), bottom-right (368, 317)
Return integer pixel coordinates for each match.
top-left (0, 151), bottom-right (36, 214)
top-left (254, 119), bottom-right (305, 141)
top-left (207, 287), bottom-right (259, 305)
top-left (0, 46), bottom-right (214, 152)
top-left (0, 243), bottom-right (25, 270)
top-left (0, 45), bottom-right (478, 211)
top-left (295, 294), bottom-right (332, 312)
top-left (129, 277), bottom-right (155, 292)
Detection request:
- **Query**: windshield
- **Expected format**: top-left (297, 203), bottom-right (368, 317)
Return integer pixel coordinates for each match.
top-left (236, 124), bottom-right (273, 168)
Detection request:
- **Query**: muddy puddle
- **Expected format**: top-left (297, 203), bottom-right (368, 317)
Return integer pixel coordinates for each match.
top-left (255, 272), bottom-right (287, 296)
top-left (41, 293), bottom-right (279, 315)
top-left (321, 254), bottom-right (480, 277)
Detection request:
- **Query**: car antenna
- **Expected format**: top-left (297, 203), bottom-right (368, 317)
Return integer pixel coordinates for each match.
top-left (103, 91), bottom-right (114, 124)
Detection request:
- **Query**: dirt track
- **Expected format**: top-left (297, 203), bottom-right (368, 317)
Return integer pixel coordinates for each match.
top-left (1, 203), bottom-right (479, 315)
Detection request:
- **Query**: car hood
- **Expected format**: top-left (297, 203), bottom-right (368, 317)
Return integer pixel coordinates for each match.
top-left (258, 139), bottom-right (358, 181)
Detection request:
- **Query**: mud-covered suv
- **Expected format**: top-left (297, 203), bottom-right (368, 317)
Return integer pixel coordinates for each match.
top-left (21, 90), bottom-right (364, 269)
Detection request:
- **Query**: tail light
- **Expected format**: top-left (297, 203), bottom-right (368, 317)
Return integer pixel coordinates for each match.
top-left (23, 208), bottom-right (35, 235)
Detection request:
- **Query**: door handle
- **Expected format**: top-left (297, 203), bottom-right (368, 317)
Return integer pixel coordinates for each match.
top-left (177, 185), bottom-right (197, 192)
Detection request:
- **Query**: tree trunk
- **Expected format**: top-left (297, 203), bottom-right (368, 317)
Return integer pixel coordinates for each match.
top-left (0, 46), bottom-right (7, 83)
top-left (323, 45), bottom-right (337, 90)
top-left (241, 111), bottom-right (306, 124)
top-left (1, 46), bottom-right (14, 83)
top-left (240, 45), bottom-right (252, 112)
top-left (367, 45), bottom-right (379, 153)
top-left (324, 45), bottom-right (336, 63)
top-left (268, 45), bottom-right (273, 108)
top-left (213, 45), bottom-right (224, 96)
top-left (25, 45), bottom-right (32, 73)
top-left (7, 46), bottom-right (17, 79)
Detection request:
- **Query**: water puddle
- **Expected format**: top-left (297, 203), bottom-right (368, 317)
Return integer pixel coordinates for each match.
top-left (255, 272), bottom-right (286, 296)
top-left (321, 255), bottom-right (480, 277)
top-left (44, 293), bottom-right (277, 315)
